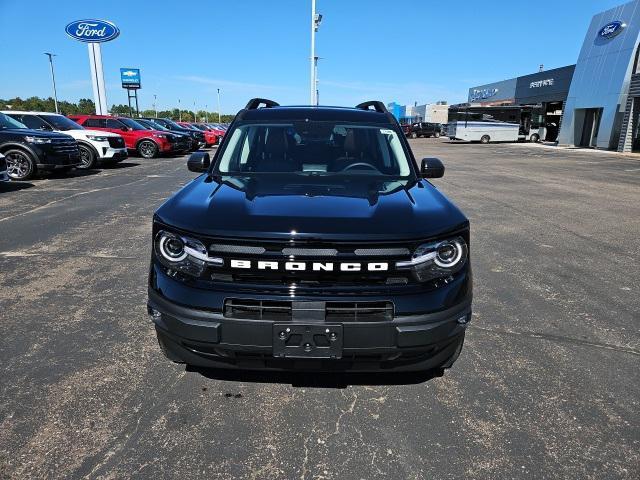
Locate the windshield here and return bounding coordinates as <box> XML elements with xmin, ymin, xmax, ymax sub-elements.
<box><xmin>40</xmin><ymin>114</ymin><xmax>84</xmax><ymax>131</ymax></box>
<box><xmin>162</xmin><ymin>119</ymin><xmax>184</xmax><ymax>129</ymax></box>
<box><xmin>0</xmin><ymin>112</ymin><xmax>27</xmax><ymax>129</ymax></box>
<box><xmin>139</xmin><ymin>119</ymin><xmax>166</xmax><ymax>130</ymax></box>
<box><xmin>216</xmin><ymin>122</ymin><xmax>413</xmax><ymax>178</ymax></box>
<box><xmin>120</xmin><ymin>118</ymin><xmax>146</xmax><ymax>130</ymax></box>
<box><xmin>193</xmin><ymin>124</ymin><xmax>208</xmax><ymax>131</ymax></box>
<box><xmin>135</xmin><ymin>119</ymin><xmax>154</xmax><ymax>130</ymax></box>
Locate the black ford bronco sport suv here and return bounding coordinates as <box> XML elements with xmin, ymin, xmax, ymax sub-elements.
<box><xmin>148</xmin><ymin>99</ymin><xmax>472</xmax><ymax>373</ymax></box>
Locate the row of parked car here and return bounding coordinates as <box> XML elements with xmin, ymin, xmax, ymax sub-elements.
<box><xmin>0</xmin><ymin>111</ymin><xmax>228</xmax><ymax>181</ymax></box>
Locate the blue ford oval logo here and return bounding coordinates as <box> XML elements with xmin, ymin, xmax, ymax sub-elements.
<box><xmin>598</xmin><ymin>21</ymin><xmax>625</xmax><ymax>39</ymax></box>
<box><xmin>65</xmin><ymin>19</ymin><xmax>120</xmax><ymax>43</ymax></box>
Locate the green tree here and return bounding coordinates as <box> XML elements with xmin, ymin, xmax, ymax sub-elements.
<box><xmin>77</xmin><ymin>98</ymin><xmax>96</xmax><ymax>114</ymax></box>
<box><xmin>110</xmin><ymin>104</ymin><xmax>132</xmax><ymax>116</ymax></box>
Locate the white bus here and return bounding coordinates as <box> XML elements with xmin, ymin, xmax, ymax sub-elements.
<box><xmin>446</xmin><ymin>105</ymin><xmax>544</xmax><ymax>144</ymax></box>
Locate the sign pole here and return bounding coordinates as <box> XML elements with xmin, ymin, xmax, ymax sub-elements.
<box><xmin>88</xmin><ymin>42</ymin><xmax>108</xmax><ymax>114</ymax></box>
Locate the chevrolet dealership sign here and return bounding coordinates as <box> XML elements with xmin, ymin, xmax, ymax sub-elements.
<box><xmin>120</xmin><ymin>68</ymin><xmax>141</xmax><ymax>89</ymax></box>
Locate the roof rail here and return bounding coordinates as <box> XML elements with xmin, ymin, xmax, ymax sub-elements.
<box><xmin>355</xmin><ymin>101</ymin><xmax>388</xmax><ymax>114</ymax></box>
<box><xmin>245</xmin><ymin>98</ymin><xmax>280</xmax><ymax>110</ymax></box>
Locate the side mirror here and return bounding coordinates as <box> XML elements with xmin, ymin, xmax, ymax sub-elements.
<box><xmin>420</xmin><ymin>158</ymin><xmax>445</xmax><ymax>179</ymax></box>
<box><xmin>120</xmin><ymin>126</ymin><xmax>128</xmax><ymax>132</ymax></box>
<box><xmin>187</xmin><ymin>151</ymin><xmax>210</xmax><ymax>173</ymax></box>
<box><xmin>40</xmin><ymin>125</ymin><xmax>53</xmax><ymax>131</ymax></box>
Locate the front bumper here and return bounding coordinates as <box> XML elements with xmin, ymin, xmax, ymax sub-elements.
<box><xmin>101</xmin><ymin>147</ymin><xmax>128</xmax><ymax>160</ymax></box>
<box><xmin>148</xmin><ymin>277</ymin><xmax>472</xmax><ymax>372</ymax></box>
<box><xmin>36</xmin><ymin>152</ymin><xmax>82</xmax><ymax>169</ymax></box>
<box><xmin>0</xmin><ymin>170</ymin><xmax>8</xmax><ymax>182</ymax></box>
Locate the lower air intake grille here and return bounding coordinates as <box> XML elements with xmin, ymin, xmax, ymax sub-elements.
<box><xmin>223</xmin><ymin>299</ymin><xmax>394</xmax><ymax>322</ymax></box>
<box><xmin>325</xmin><ymin>301</ymin><xmax>393</xmax><ymax>322</ymax></box>
<box><xmin>224</xmin><ymin>298</ymin><xmax>292</xmax><ymax>321</ymax></box>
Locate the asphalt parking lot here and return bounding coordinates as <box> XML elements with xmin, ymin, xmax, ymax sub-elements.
<box><xmin>0</xmin><ymin>140</ymin><xmax>638</xmax><ymax>479</ymax></box>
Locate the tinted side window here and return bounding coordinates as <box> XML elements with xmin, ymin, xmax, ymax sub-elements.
<box><xmin>84</xmin><ymin>118</ymin><xmax>106</xmax><ymax>128</ymax></box>
<box><xmin>106</xmin><ymin>119</ymin><xmax>123</xmax><ymax>129</ymax></box>
<box><xmin>14</xmin><ymin>114</ymin><xmax>50</xmax><ymax>130</ymax></box>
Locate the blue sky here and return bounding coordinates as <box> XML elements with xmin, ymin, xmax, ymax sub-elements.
<box><xmin>0</xmin><ymin>0</ymin><xmax>625</xmax><ymax>113</ymax></box>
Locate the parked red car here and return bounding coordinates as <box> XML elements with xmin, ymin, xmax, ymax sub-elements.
<box><xmin>68</xmin><ymin>115</ymin><xmax>182</xmax><ymax>158</ymax></box>
<box><xmin>190</xmin><ymin>123</ymin><xmax>221</xmax><ymax>147</ymax></box>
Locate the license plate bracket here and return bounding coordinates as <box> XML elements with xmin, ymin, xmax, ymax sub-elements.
<box><xmin>273</xmin><ymin>323</ymin><xmax>343</xmax><ymax>359</ymax></box>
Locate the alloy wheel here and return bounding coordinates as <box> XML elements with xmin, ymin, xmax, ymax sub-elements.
<box><xmin>78</xmin><ymin>145</ymin><xmax>94</xmax><ymax>169</ymax></box>
<box><xmin>6</xmin><ymin>151</ymin><xmax>33</xmax><ymax>180</ymax></box>
<box><xmin>139</xmin><ymin>141</ymin><xmax>157</xmax><ymax>158</ymax></box>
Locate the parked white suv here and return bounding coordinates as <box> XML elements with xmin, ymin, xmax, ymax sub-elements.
<box><xmin>1</xmin><ymin>111</ymin><xmax>127</xmax><ymax>169</ymax></box>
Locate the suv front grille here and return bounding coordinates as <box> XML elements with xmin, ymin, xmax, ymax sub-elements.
<box><xmin>223</xmin><ymin>299</ymin><xmax>394</xmax><ymax>322</ymax></box>
<box><xmin>108</xmin><ymin>136</ymin><xmax>125</xmax><ymax>148</ymax></box>
<box><xmin>198</xmin><ymin>237</ymin><xmax>418</xmax><ymax>287</ymax></box>
<box><xmin>51</xmin><ymin>138</ymin><xmax>80</xmax><ymax>155</ymax></box>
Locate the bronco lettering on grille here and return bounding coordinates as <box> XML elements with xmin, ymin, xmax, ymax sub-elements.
<box><xmin>229</xmin><ymin>259</ymin><xmax>388</xmax><ymax>272</ymax></box>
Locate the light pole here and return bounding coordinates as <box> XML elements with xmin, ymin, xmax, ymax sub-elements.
<box><xmin>44</xmin><ymin>53</ymin><xmax>59</xmax><ymax>113</ymax></box>
<box><xmin>310</xmin><ymin>1</ymin><xmax>322</xmax><ymax>105</ymax></box>
<box><xmin>153</xmin><ymin>94</ymin><xmax>158</xmax><ymax>118</ymax></box>
<box><xmin>205</xmin><ymin>105</ymin><xmax>208</xmax><ymax>123</ymax></box>
<box><xmin>193</xmin><ymin>101</ymin><xmax>197</xmax><ymax>122</ymax></box>
<box><xmin>217</xmin><ymin>88</ymin><xmax>221</xmax><ymax>123</ymax></box>
<box><xmin>178</xmin><ymin>99</ymin><xmax>181</xmax><ymax>121</ymax></box>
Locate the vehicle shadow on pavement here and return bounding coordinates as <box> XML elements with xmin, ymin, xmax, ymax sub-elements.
<box><xmin>0</xmin><ymin>181</ymin><xmax>35</xmax><ymax>192</ymax></box>
<box><xmin>188</xmin><ymin>366</ymin><xmax>444</xmax><ymax>389</ymax></box>
<box><xmin>101</xmin><ymin>162</ymin><xmax>140</xmax><ymax>169</ymax></box>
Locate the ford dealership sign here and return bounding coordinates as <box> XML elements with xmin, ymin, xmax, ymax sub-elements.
<box><xmin>598</xmin><ymin>21</ymin><xmax>626</xmax><ymax>40</ymax></box>
<box><xmin>65</xmin><ymin>19</ymin><xmax>120</xmax><ymax>43</ymax></box>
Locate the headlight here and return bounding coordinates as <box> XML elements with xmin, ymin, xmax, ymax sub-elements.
<box><xmin>153</xmin><ymin>134</ymin><xmax>167</xmax><ymax>139</ymax></box>
<box><xmin>155</xmin><ymin>230</ymin><xmax>222</xmax><ymax>277</ymax></box>
<box><xmin>396</xmin><ymin>236</ymin><xmax>468</xmax><ymax>282</ymax></box>
<box><xmin>86</xmin><ymin>135</ymin><xmax>109</xmax><ymax>142</ymax></box>
<box><xmin>25</xmin><ymin>136</ymin><xmax>52</xmax><ymax>144</ymax></box>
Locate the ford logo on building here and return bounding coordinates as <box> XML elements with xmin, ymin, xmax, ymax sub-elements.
<box><xmin>65</xmin><ymin>19</ymin><xmax>120</xmax><ymax>43</ymax></box>
<box><xmin>598</xmin><ymin>21</ymin><xmax>626</xmax><ymax>40</ymax></box>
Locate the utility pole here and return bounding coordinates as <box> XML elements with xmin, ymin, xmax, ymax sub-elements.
<box><xmin>178</xmin><ymin>99</ymin><xmax>181</xmax><ymax>121</ymax></box>
<box><xmin>310</xmin><ymin>0</ymin><xmax>316</xmax><ymax>105</ymax></box>
<box><xmin>44</xmin><ymin>53</ymin><xmax>59</xmax><ymax>113</ymax></box>
<box><xmin>310</xmin><ymin>2</ymin><xmax>323</xmax><ymax>105</ymax></box>
<box><xmin>153</xmin><ymin>94</ymin><xmax>157</xmax><ymax>118</ymax></box>
<box><xmin>314</xmin><ymin>56</ymin><xmax>320</xmax><ymax>105</ymax></box>
<box><xmin>217</xmin><ymin>88</ymin><xmax>221</xmax><ymax>123</ymax></box>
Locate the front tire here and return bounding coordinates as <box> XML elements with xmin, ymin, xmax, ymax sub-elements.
<box><xmin>434</xmin><ymin>132</ymin><xmax>440</xmax><ymax>138</ymax></box>
<box><xmin>480</xmin><ymin>135</ymin><xmax>491</xmax><ymax>144</ymax></box>
<box><xmin>77</xmin><ymin>144</ymin><xmax>97</xmax><ymax>169</ymax></box>
<box><xmin>5</xmin><ymin>149</ymin><xmax>36</xmax><ymax>180</ymax></box>
<box><xmin>138</xmin><ymin>140</ymin><xmax>159</xmax><ymax>158</ymax></box>
<box><xmin>530</xmin><ymin>134</ymin><xmax>540</xmax><ymax>143</ymax></box>
<box><xmin>410</xmin><ymin>132</ymin><xmax>417</xmax><ymax>139</ymax></box>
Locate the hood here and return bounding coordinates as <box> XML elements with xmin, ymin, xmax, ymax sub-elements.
<box><xmin>155</xmin><ymin>174</ymin><xmax>468</xmax><ymax>241</ymax></box>
<box><xmin>4</xmin><ymin>128</ymin><xmax>74</xmax><ymax>139</ymax></box>
<box><xmin>66</xmin><ymin>129</ymin><xmax>120</xmax><ymax>138</ymax></box>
